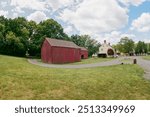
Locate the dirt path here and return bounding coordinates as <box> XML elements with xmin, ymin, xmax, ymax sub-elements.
<box><xmin>28</xmin><ymin>57</ymin><xmax>150</xmax><ymax>79</ymax></box>
<box><xmin>136</xmin><ymin>57</ymin><xmax>150</xmax><ymax>80</ymax></box>
<box><xmin>28</xmin><ymin>58</ymin><xmax>122</xmax><ymax>69</ymax></box>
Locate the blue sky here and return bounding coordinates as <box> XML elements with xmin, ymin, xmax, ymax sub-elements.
<box><xmin>0</xmin><ymin>0</ymin><xmax>150</xmax><ymax>44</ymax></box>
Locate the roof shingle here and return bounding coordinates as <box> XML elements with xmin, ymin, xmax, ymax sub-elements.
<box><xmin>46</xmin><ymin>38</ymin><xmax>80</xmax><ymax>49</ymax></box>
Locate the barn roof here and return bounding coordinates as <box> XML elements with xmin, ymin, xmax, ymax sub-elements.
<box><xmin>46</xmin><ymin>38</ymin><xmax>81</xmax><ymax>49</ymax></box>
<box><xmin>80</xmin><ymin>47</ymin><xmax>88</xmax><ymax>51</ymax></box>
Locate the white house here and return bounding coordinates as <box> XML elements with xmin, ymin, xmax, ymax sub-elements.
<box><xmin>98</xmin><ymin>40</ymin><xmax>115</xmax><ymax>58</ymax></box>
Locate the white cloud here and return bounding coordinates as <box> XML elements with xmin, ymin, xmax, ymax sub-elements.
<box><xmin>27</xmin><ymin>11</ymin><xmax>48</xmax><ymax>23</ymax></box>
<box><xmin>142</xmin><ymin>38</ymin><xmax>150</xmax><ymax>43</ymax></box>
<box><xmin>0</xmin><ymin>10</ymin><xmax>8</xmax><ymax>17</ymax></box>
<box><xmin>131</xmin><ymin>13</ymin><xmax>150</xmax><ymax>32</ymax></box>
<box><xmin>46</xmin><ymin>0</ymin><xmax>74</xmax><ymax>11</ymax></box>
<box><xmin>12</xmin><ymin>7</ymin><xmax>25</xmax><ymax>13</ymax></box>
<box><xmin>64</xmin><ymin>25</ymin><xmax>74</xmax><ymax>35</ymax></box>
<box><xmin>118</xmin><ymin>0</ymin><xmax>146</xmax><ymax>6</ymax></box>
<box><xmin>10</xmin><ymin>0</ymin><xmax>80</xmax><ymax>13</ymax></box>
<box><xmin>120</xmin><ymin>33</ymin><xmax>136</xmax><ymax>38</ymax></box>
<box><xmin>58</xmin><ymin>0</ymin><xmax>128</xmax><ymax>35</ymax></box>
<box><xmin>10</xmin><ymin>0</ymin><xmax>48</xmax><ymax>11</ymax></box>
<box><xmin>95</xmin><ymin>31</ymin><xmax>136</xmax><ymax>44</ymax></box>
<box><xmin>98</xmin><ymin>31</ymin><xmax>122</xmax><ymax>44</ymax></box>
<box><xmin>12</xmin><ymin>13</ymin><xmax>18</xmax><ymax>19</ymax></box>
<box><xmin>0</xmin><ymin>1</ymin><xmax>8</xmax><ymax>8</ymax></box>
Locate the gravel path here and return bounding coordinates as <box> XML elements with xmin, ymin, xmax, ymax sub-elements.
<box><xmin>28</xmin><ymin>58</ymin><xmax>122</xmax><ymax>69</ymax></box>
<box><xmin>118</xmin><ymin>56</ymin><xmax>150</xmax><ymax>80</ymax></box>
<box><xmin>135</xmin><ymin>57</ymin><xmax>150</xmax><ymax>80</ymax></box>
<box><xmin>28</xmin><ymin>56</ymin><xmax>150</xmax><ymax>79</ymax></box>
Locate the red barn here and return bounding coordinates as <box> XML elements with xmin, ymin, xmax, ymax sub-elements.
<box><xmin>80</xmin><ymin>47</ymin><xmax>88</xmax><ymax>59</ymax></box>
<box><xmin>41</xmin><ymin>38</ymin><xmax>86</xmax><ymax>64</ymax></box>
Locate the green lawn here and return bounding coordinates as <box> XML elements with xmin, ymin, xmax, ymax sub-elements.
<box><xmin>143</xmin><ymin>56</ymin><xmax>150</xmax><ymax>60</ymax></box>
<box><xmin>0</xmin><ymin>55</ymin><xmax>150</xmax><ymax>100</ymax></box>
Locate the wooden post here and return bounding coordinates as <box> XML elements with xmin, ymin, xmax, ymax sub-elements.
<box><xmin>133</xmin><ymin>59</ymin><xmax>137</xmax><ymax>64</ymax></box>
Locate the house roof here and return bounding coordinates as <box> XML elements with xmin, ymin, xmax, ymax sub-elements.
<box><xmin>46</xmin><ymin>38</ymin><xmax>80</xmax><ymax>49</ymax></box>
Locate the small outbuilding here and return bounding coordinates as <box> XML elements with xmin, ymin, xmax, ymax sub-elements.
<box><xmin>98</xmin><ymin>40</ymin><xmax>115</xmax><ymax>58</ymax></box>
<box><xmin>80</xmin><ymin>47</ymin><xmax>88</xmax><ymax>59</ymax></box>
<box><xmin>41</xmin><ymin>38</ymin><xmax>88</xmax><ymax>64</ymax></box>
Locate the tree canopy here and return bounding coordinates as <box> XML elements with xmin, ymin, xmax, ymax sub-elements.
<box><xmin>135</xmin><ymin>41</ymin><xmax>147</xmax><ymax>55</ymax></box>
<box><xmin>0</xmin><ymin>15</ymin><xmax>149</xmax><ymax>58</ymax></box>
<box><xmin>0</xmin><ymin>16</ymin><xmax>100</xmax><ymax>57</ymax></box>
<box><xmin>116</xmin><ymin>37</ymin><xmax>135</xmax><ymax>54</ymax></box>
<box><xmin>70</xmin><ymin>35</ymin><xmax>101</xmax><ymax>56</ymax></box>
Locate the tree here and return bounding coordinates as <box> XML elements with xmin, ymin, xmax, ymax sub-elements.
<box><xmin>0</xmin><ymin>16</ymin><xmax>6</xmax><ymax>24</ymax></box>
<box><xmin>8</xmin><ymin>17</ymin><xmax>28</xmax><ymax>36</ymax></box>
<box><xmin>144</xmin><ymin>43</ymin><xmax>148</xmax><ymax>54</ymax></box>
<box><xmin>84</xmin><ymin>35</ymin><xmax>100</xmax><ymax>56</ymax></box>
<box><xmin>34</xmin><ymin>19</ymin><xmax>69</xmax><ymax>41</ymax></box>
<box><xmin>70</xmin><ymin>35</ymin><xmax>100</xmax><ymax>56</ymax></box>
<box><xmin>117</xmin><ymin>37</ymin><xmax>135</xmax><ymax>54</ymax></box>
<box><xmin>25</xmin><ymin>21</ymin><xmax>37</xmax><ymax>56</ymax></box>
<box><xmin>148</xmin><ymin>43</ymin><xmax>150</xmax><ymax>53</ymax></box>
<box><xmin>0</xmin><ymin>16</ymin><xmax>70</xmax><ymax>57</ymax></box>
<box><xmin>0</xmin><ymin>23</ymin><xmax>6</xmax><ymax>54</ymax></box>
<box><xmin>0</xmin><ymin>31</ymin><xmax>5</xmax><ymax>54</ymax></box>
<box><xmin>4</xmin><ymin>31</ymin><xmax>25</xmax><ymax>56</ymax></box>
<box><xmin>0</xmin><ymin>23</ymin><xmax>5</xmax><ymax>41</ymax></box>
<box><xmin>31</xmin><ymin>19</ymin><xmax>69</xmax><ymax>56</ymax></box>
<box><xmin>0</xmin><ymin>23</ymin><xmax>5</xmax><ymax>32</ymax></box>
<box><xmin>7</xmin><ymin>17</ymin><xmax>30</xmax><ymax>54</ymax></box>
<box><xmin>0</xmin><ymin>16</ymin><xmax>10</xmax><ymax>39</ymax></box>
<box><xmin>135</xmin><ymin>41</ymin><xmax>148</xmax><ymax>55</ymax></box>
<box><xmin>71</xmin><ymin>34</ymin><xmax>86</xmax><ymax>47</ymax></box>
<box><xmin>27</xmin><ymin>20</ymin><xmax>37</xmax><ymax>37</ymax></box>
<box><xmin>0</xmin><ymin>16</ymin><xmax>101</xmax><ymax>57</ymax></box>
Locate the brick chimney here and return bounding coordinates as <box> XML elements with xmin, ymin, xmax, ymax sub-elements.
<box><xmin>104</xmin><ymin>40</ymin><xmax>106</xmax><ymax>44</ymax></box>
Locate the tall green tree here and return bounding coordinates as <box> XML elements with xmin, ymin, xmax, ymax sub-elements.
<box><xmin>0</xmin><ymin>22</ymin><xmax>6</xmax><ymax>54</ymax></box>
<box><xmin>27</xmin><ymin>20</ymin><xmax>37</xmax><ymax>37</ymax></box>
<box><xmin>4</xmin><ymin>31</ymin><xmax>25</xmax><ymax>56</ymax></box>
<box><xmin>70</xmin><ymin>35</ymin><xmax>100</xmax><ymax>56</ymax></box>
<box><xmin>31</xmin><ymin>19</ymin><xmax>69</xmax><ymax>56</ymax></box>
<box><xmin>0</xmin><ymin>23</ymin><xmax>5</xmax><ymax>40</ymax></box>
<box><xmin>135</xmin><ymin>41</ymin><xmax>147</xmax><ymax>55</ymax></box>
<box><xmin>148</xmin><ymin>43</ymin><xmax>150</xmax><ymax>53</ymax></box>
<box><xmin>0</xmin><ymin>31</ymin><xmax>5</xmax><ymax>54</ymax></box>
<box><xmin>26</xmin><ymin>21</ymin><xmax>37</xmax><ymax>56</ymax></box>
<box><xmin>8</xmin><ymin>17</ymin><xmax>30</xmax><ymax>52</ymax></box>
<box><xmin>83</xmin><ymin>35</ymin><xmax>100</xmax><ymax>56</ymax></box>
<box><xmin>71</xmin><ymin>34</ymin><xmax>87</xmax><ymax>47</ymax></box>
<box><xmin>0</xmin><ymin>23</ymin><xmax>5</xmax><ymax>32</ymax></box>
<box><xmin>117</xmin><ymin>37</ymin><xmax>135</xmax><ymax>54</ymax></box>
<box><xmin>0</xmin><ymin>16</ymin><xmax>100</xmax><ymax>57</ymax></box>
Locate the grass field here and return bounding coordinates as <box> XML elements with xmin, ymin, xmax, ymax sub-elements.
<box><xmin>143</xmin><ymin>56</ymin><xmax>150</xmax><ymax>60</ymax></box>
<box><xmin>0</xmin><ymin>55</ymin><xmax>150</xmax><ymax>100</ymax></box>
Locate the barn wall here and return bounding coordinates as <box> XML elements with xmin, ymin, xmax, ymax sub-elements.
<box><xmin>81</xmin><ymin>50</ymin><xmax>88</xmax><ymax>59</ymax></box>
<box><xmin>41</xmin><ymin>40</ymin><xmax>52</xmax><ymax>63</ymax></box>
<box><xmin>41</xmin><ymin>38</ymin><xmax>89</xmax><ymax>64</ymax></box>
<box><xmin>52</xmin><ymin>47</ymin><xmax>81</xmax><ymax>64</ymax></box>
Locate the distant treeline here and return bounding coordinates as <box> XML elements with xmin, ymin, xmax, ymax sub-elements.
<box><xmin>0</xmin><ymin>16</ymin><xmax>100</xmax><ymax>57</ymax></box>
<box><xmin>0</xmin><ymin>16</ymin><xmax>149</xmax><ymax>57</ymax></box>
<box><xmin>113</xmin><ymin>37</ymin><xmax>150</xmax><ymax>55</ymax></box>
